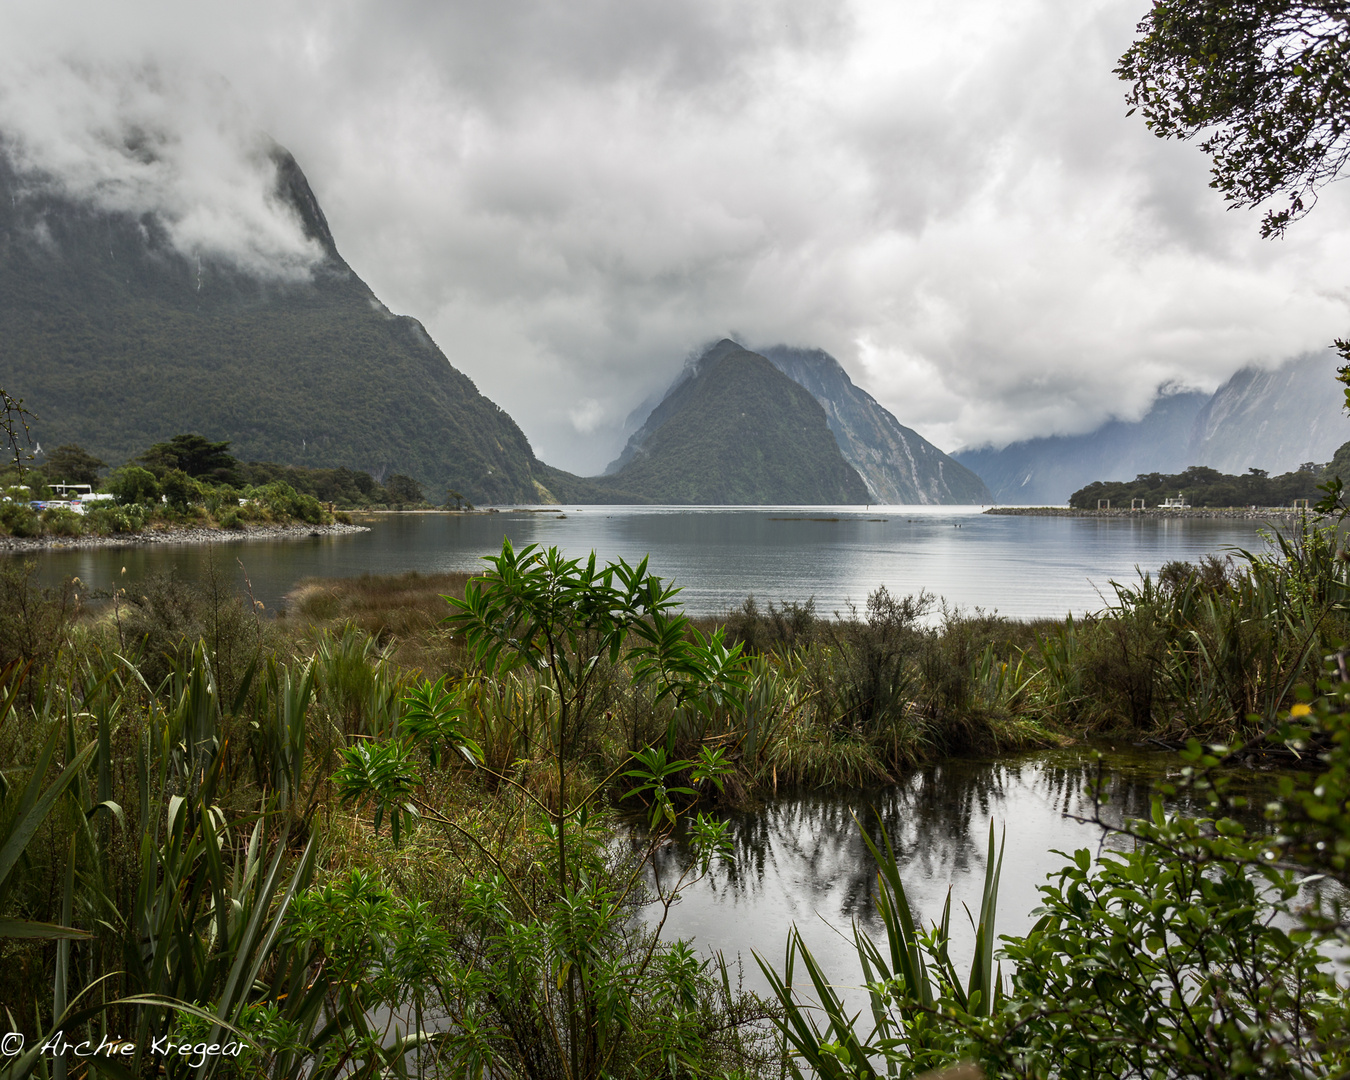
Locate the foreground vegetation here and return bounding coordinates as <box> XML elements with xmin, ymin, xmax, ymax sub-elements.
<box><xmin>2</xmin><ymin>514</ymin><xmax>1349</xmax><ymax>1077</ymax></box>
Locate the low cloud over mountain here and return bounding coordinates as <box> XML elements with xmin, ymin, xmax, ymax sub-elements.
<box><xmin>2</xmin><ymin>0</ymin><xmax>1348</xmax><ymax>472</ymax></box>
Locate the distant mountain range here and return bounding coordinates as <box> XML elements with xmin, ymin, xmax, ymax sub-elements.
<box><xmin>13</xmin><ymin>130</ymin><xmax>1329</xmax><ymax>510</ymax></box>
<box><xmin>2</xmin><ymin>137</ymin><xmax>987</xmax><ymax>508</ymax></box>
<box><xmin>954</xmin><ymin>352</ymin><xmax>1349</xmax><ymax>504</ymax></box>
<box><xmin>601</xmin><ymin>341</ymin><xmax>989</xmax><ymax>505</ymax></box>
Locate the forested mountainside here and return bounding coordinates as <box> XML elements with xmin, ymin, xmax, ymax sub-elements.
<box><xmin>0</xmin><ymin>144</ymin><xmax>559</xmax><ymax>505</ymax></box>
<box><xmin>596</xmin><ymin>340</ymin><xmax>870</xmax><ymax>504</ymax></box>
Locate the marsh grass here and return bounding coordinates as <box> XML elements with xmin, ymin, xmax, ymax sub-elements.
<box><xmin>285</xmin><ymin>570</ymin><xmax>473</xmax><ymax>671</ymax></box>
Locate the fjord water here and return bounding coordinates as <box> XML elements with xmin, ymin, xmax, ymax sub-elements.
<box><xmin>33</xmin><ymin>504</ymin><xmax>1275</xmax><ymax>618</ymax></box>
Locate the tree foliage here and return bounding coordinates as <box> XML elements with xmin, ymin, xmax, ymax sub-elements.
<box><xmin>38</xmin><ymin>443</ymin><xmax>105</xmax><ymax>486</ymax></box>
<box><xmin>139</xmin><ymin>433</ymin><xmax>240</xmax><ymax>485</ymax></box>
<box><xmin>1118</xmin><ymin>0</ymin><xmax>1350</xmax><ymax>238</ymax></box>
<box><xmin>1070</xmin><ymin>459</ymin><xmax>1329</xmax><ymax>508</ymax></box>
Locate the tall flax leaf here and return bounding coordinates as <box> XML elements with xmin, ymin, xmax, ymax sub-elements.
<box><xmin>0</xmin><ymin>724</ymin><xmax>97</xmax><ymax>925</ymax></box>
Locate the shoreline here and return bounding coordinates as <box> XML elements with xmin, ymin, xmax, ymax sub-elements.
<box><xmin>984</xmin><ymin>506</ymin><xmax>1312</xmax><ymax>520</ymax></box>
<box><xmin>0</xmin><ymin>521</ymin><xmax>370</xmax><ymax>554</ymax></box>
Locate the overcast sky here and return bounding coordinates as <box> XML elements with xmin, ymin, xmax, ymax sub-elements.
<box><xmin>3</xmin><ymin>0</ymin><xmax>1348</xmax><ymax>474</ymax></box>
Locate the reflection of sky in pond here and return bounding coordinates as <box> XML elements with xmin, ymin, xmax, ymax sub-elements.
<box><xmin>631</xmin><ymin>746</ymin><xmax>1349</xmax><ymax>1000</ymax></box>
<box><xmin>26</xmin><ymin>504</ymin><xmax>1275</xmax><ymax>619</ymax></box>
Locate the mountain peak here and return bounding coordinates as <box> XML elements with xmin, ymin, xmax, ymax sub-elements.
<box><xmin>596</xmin><ymin>341</ymin><xmax>869</xmax><ymax>504</ymax></box>
<box><xmin>0</xmin><ymin>142</ymin><xmax>555</xmax><ymax>503</ymax></box>
<box><xmin>758</xmin><ymin>344</ymin><xmax>990</xmax><ymax>504</ymax></box>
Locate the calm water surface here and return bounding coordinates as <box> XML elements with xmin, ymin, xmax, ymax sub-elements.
<box><xmin>635</xmin><ymin>746</ymin><xmax>1348</xmax><ymax>998</ymax></box>
<box><xmin>26</xmin><ymin>504</ymin><xmax>1278</xmax><ymax>619</ymax></box>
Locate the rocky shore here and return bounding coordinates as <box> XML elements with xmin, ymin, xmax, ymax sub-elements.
<box><xmin>0</xmin><ymin>521</ymin><xmax>370</xmax><ymax>554</ymax></box>
<box><xmin>984</xmin><ymin>506</ymin><xmax>1311</xmax><ymax>520</ymax></box>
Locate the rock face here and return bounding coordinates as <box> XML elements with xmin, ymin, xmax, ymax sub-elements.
<box><xmin>955</xmin><ymin>352</ymin><xmax>1350</xmax><ymax>504</ymax></box>
<box><xmin>1188</xmin><ymin>353</ymin><xmax>1347</xmax><ymax>474</ymax></box>
<box><xmin>0</xmin><ymin>144</ymin><xmax>552</xmax><ymax>505</ymax></box>
<box><xmin>954</xmin><ymin>389</ymin><xmax>1209</xmax><ymax>505</ymax></box>
<box><xmin>758</xmin><ymin>345</ymin><xmax>991</xmax><ymax>504</ymax></box>
<box><xmin>598</xmin><ymin>340</ymin><xmax>870</xmax><ymax>504</ymax></box>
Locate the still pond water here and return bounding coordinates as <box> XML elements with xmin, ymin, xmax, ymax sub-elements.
<box><xmin>29</xmin><ymin>503</ymin><xmax>1279</xmax><ymax>620</ymax></box>
<box><xmin>635</xmin><ymin>745</ymin><xmax>1349</xmax><ymax>999</ymax></box>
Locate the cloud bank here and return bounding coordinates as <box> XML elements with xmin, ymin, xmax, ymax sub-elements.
<box><xmin>0</xmin><ymin>56</ymin><xmax>324</xmax><ymax>279</ymax></box>
<box><xmin>1</xmin><ymin>0</ymin><xmax>1347</xmax><ymax>471</ymax></box>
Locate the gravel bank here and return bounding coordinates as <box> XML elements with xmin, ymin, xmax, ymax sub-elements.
<box><xmin>983</xmin><ymin>506</ymin><xmax>1311</xmax><ymax>520</ymax></box>
<box><xmin>0</xmin><ymin>521</ymin><xmax>370</xmax><ymax>554</ymax></box>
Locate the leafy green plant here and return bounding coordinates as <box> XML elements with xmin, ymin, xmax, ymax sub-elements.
<box><xmin>243</xmin><ymin>481</ymin><xmax>326</xmax><ymax>524</ymax></box>
<box><xmin>758</xmin><ymin>817</ymin><xmax>1004</xmax><ymax>1078</ymax></box>
<box><xmin>334</xmin><ymin>540</ymin><xmax>764</xmax><ymax>1079</ymax></box>
<box><xmin>83</xmin><ymin>502</ymin><xmax>148</xmax><ymax>535</ymax></box>
<box><xmin>982</xmin><ymin>806</ymin><xmax>1347</xmax><ymax>1079</ymax></box>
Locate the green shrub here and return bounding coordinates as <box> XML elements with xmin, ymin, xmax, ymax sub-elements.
<box><xmin>39</xmin><ymin>506</ymin><xmax>83</xmax><ymax>537</ymax></box>
<box><xmin>117</xmin><ymin>567</ymin><xmax>271</xmax><ymax>701</ymax></box>
<box><xmin>159</xmin><ymin>467</ymin><xmax>201</xmax><ymax>511</ymax></box>
<box><xmin>219</xmin><ymin>508</ymin><xmax>243</xmax><ymax>530</ymax></box>
<box><xmin>0</xmin><ymin>560</ymin><xmax>75</xmax><ymax>681</ymax></box>
<box><xmin>245</xmin><ymin>481</ymin><xmax>326</xmax><ymax>524</ymax></box>
<box><xmin>82</xmin><ymin>503</ymin><xmax>147</xmax><ymax>535</ymax></box>
<box><xmin>987</xmin><ymin>817</ymin><xmax>1346</xmax><ymax>1079</ymax></box>
<box><xmin>106</xmin><ymin>464</ymin><xmax>160</xmax><ymax>505</ymax></box>
<box><xmin>1077</xmin><ymin>583</ymin><xmax>1171</xmax><ymax>729</ymax></box>
<box><xmin>817</xmin><ymin>586</ymin><xmax>931</xmax><ymax>736</ymax></box>
<box><xmin>722</xmin><ymin>594</ymin><xmax>820</xmax><ymax>655</ymax></box>
<box><xmin>762</xmin><ymin>808</ymin><xmax>1349</xmax><ymax>1079</ymax></box>
<box><xmin>0</xmin><ymin>501</ymin><xmax>40</xmax><ymax>537</ymax></box>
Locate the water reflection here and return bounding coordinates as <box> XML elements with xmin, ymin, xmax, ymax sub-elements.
<box><xmin>638</xmin><ymin>746</ymin><xmax>1290</xmax><ymax>994</ymax></box>
<box><xmin>23</xmin><ymin>504</ymin><xmax>1271</xmax><ymax>619</ymax></box>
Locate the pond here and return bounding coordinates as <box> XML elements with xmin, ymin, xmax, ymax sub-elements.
<box><xmin>634</xmin><ymin>745</ymin><xmax>1348</xmax><ymax>999</ymax></box>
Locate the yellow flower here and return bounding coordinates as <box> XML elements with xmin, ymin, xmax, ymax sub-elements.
<box><xmin>1290</xmin><ymin>703</ymin><xmax>1312</xmax><ymax>718</ymax></box>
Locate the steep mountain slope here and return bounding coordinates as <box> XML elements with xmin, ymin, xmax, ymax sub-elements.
<box><xmin>758</xmin><ymin>345</ymin><xmax>990</xmax><ymax>504</ymax></box>
<box><xmin>0</xmin><ymin>144</ymin><xmax>553</xmax><ymax>504</ymax></box>
<box><xmin>1188</xmin><ymin>352</ymin><xmax>1346</xmax><ymax>473</ymax></box>
<box><xmin>598</xmin><ymin>340</ymin><xmax>870</xmax><ymax>504</ymax></box>
<box><xmin>954</xmin><ymin>390</ymin><xmax>1209</xmax><ymax>504</ymax></box>
<box><xmin>955</xmin><ymin>352</ymin><xmax>1349</xmax><ymax>505</ymax></box>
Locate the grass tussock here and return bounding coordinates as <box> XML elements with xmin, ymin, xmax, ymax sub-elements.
<box><xmin>284</xmin><ymin>570</ymin><xmax>473</xmax><ymax>670</ymax></box>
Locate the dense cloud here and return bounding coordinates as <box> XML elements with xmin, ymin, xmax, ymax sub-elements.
<box><xmin>2</xmin><ymin>0</ymin><xmax>1347</xmax><ymax>472</ymax></box>
<box><xmin>0</xmin><ymin>57</ymin><xmax>324</xmax><ymax>279</ymax></box>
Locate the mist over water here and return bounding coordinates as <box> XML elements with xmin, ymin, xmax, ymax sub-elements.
<box><xmin>27</xmin><ymin>504</ymin><xmax>1274</xmax><ymax>619</ymax></box>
